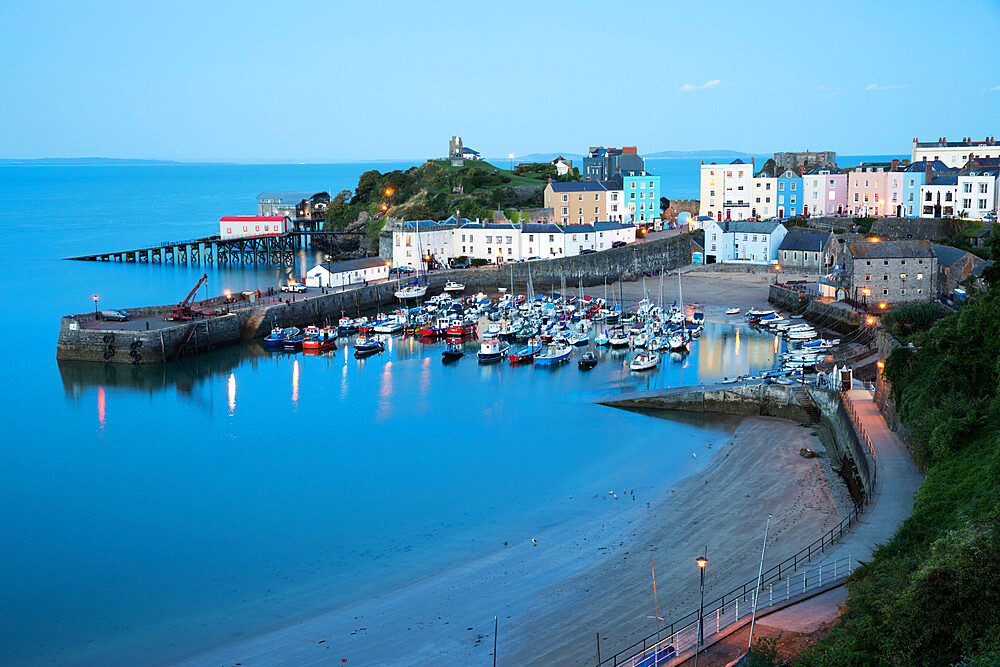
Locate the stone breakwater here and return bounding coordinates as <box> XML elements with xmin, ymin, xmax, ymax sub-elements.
<box><xmin>600</xmin><ymin>382</ymin><xmax>874</xmax><ymax>501</ymax></box>
<box><xmin>56</xmin><ymin>283</ymin><xmax>399</xmax><ymax>365</ymax></box>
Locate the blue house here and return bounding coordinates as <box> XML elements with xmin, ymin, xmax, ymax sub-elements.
<box><xmin>902</xmin><ymin>160</ymin><xmax>949</xmax><ymax>218</ymax></box>
<box><xmin>776</xmin><ymin>169</ymin><xmax>803</xmax><ymax>218</ymax></box>
<box><xmin>620</xmin><ymin>171</ymin><xmax>661</xmax><ymax>227</ymax></box>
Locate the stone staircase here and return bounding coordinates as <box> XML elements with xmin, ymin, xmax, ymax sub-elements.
<box><xmin>793</xmin><ymin>386</ymin><xmax>822</xmax><ymax>423</ymax></box>
<box><xmin>241</xmin><ymin>306</ymin><xmax>270</xmax><ymax>339</ymax></box>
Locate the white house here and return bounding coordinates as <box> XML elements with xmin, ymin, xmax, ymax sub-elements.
<box><xmin>595</xmin><ymin>221</ymin><xmax>637</xmax><ymax>250</ymax></box>
<box><xmin>305</xmin><ymin>257</ymin><xmax>389</xmax><ymax>288</ymax></box>
<box><xmin>722</xmin><ymin>159</ymin><xmax>753</xmax><ymax>221</ymax></box>
<box><xmin>920</xmin><ymin>176</ymin><xmax>959</xmax><ymax>218</ymax></box>
<box><xmin>551</xmin><ymin>156</ymin><xmax>573</xmax><ymax>176</ymax></box>
<box><xmin>912</xmin><ymin>136</ymin><xmax>1000</xmax><ymax>169</ymax></box>
<box><xmin>219</xmin><ymin>215</ymin><xmax>289</xmax><ymax>240</ymax></box>
<box><xmin>957</xmin><ymin>168</ymin><xmax>999</xmax><ymax>220</ymax></box>
<box><xmin>455</xmin><ymin>222</ymin><xmax>521</xmax><ymax>263</ymax></box>
<box><xmin>703</xmin><ymin>220</ymin><xmax>787</xmax><ymax>265</ymax></box>
<box><xmin>392</xmin><ymin>218</ymin><xmax>465</xmax><ymax>270</ymax></box>
<box><xmin>751</xmin><ymin>174</ymin><xmax>777</xmax><ymax>220</ymax></box>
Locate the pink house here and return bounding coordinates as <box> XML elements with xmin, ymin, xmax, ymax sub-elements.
<box><xmin>847</xmin><ymin>159</ymin><xmax>911</xmax><ymax>217</ymax></box>
<box><xmin>803</xmin><ymin>166</ymin><xmax>847</xmax><ymax>216</ymax></box>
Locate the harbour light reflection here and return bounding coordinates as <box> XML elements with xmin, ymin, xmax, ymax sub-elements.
<box><xmin>376</xmin><ymin>361</ymin><xmax>394</xmax><ymax>421</ymax></box>
<box><xmin>735</xmin><ymin>327</ymin><xmax>741</xmax><ymax>356</ymax></box>
<box><xmin>291</xmin><ymin>359</ymin><xmax>300</xmax><ymax>406</ymax></box>
<box><xmin>97</xmin><ymin>385</ymin><xmax>105</xmax><ymax>429</ymax></box>
<box><xmin>227</xmin><ymin>373</ymin><xmax>236</xmax><ymax>416</ymax></box>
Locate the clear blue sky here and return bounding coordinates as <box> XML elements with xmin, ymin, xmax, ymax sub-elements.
<box><xmin>2</xmin><ymin>0</ymin><xmax>998</xmax><ymax>161</ymax></box>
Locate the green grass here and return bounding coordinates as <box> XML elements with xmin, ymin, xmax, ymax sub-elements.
<box><xmin>428</xmin><ymin>159</ymin><xmax>547</xmax><ymax>187</ymax></box>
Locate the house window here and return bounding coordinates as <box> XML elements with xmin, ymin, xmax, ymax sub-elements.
<box><xmin>866</xmin><ymin>274</ymin><xmax>871</xmax><ymax>281</ymax></box>
<box><xmin>883</xmin><ymin>289</ymin><xmax>888</xmax><ymax>295</ymax></box>
<box><xmin>487</xmin><ymin>247</ymin><xmax>491</xmax><ymax>254</ymax></box>
<box><xmin>917</xmin><ymin>272</ymin><xmax>923</xmax><ymax>280</ymax></box>
<box><xmin>549</xmin><ymin>235</ymin><xmax>554</xmax><ymax>242</ymax></box>
<box><xmin>561</xmin><ymin>207</ymin><xmax>568</xmax><ymax>215</ymax></box>
<box><xmin>900</xmin><ymin>273</ymin><xmax>907</xmax><ymax>279</ymax></box>
<box><xmin>561</xmin><ymin>194</ymin><xmax>568</xmax><ymax>202</ymax></box>
<box><xmin>528</xmin><ymin>234</ymin><xmax>533</xmax><ymax>241</ymax></box>
<box><xmin>779</xmin><ymin>182</ymin><xmax>785</xmax><ymax>191</ymax></box>
<box><xmin>506</xmin><ymin>236</ymin><xmax>512</xmax><ymax>243</ymax></box>
<box><xmin>485</xmin><ymin>236</ymin><xmax>492</xmax><ymax>243</ymax></box>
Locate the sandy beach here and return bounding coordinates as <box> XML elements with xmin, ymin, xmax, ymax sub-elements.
<box><xmin>181</xmin><ymin>414</ymin><xmax>851</xmax><ymax>666</ymax></box>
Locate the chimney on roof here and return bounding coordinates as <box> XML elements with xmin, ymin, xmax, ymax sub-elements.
<box><xmin>891</xmin><ymin>158</ymin><xmax>899</xmax><ymax>171</ymax></box>
<box><xmin>925</xmin><ymin>159</ymin><xmax>932</xmax><ymax>181</ymax></box>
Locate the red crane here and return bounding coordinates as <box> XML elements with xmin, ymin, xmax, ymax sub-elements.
<box><xmin>164</xmin><ymin>273</ymin><xmax>210</xmax><ymax>321</ymax></box>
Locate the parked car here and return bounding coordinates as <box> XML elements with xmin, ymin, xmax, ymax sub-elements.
<box><xmin>611</xmin><ymin>241</ymin><xmax>627</xmax><ymax>248</ymax></box>
<box><xmin>389</xmin><ymin>266</ymin><xmax>415</xmax><ymax>275</ymax></box>
<box><xmin>99</xmin><ymin>309</ymin><xmax>130</xmax><ymax>322</ymax></box>
<box><xmin>526</xmin><ymin>256</ymin><xmax>541</xmax><ymax>261</ymax></box>
<box><xmin>280</xmin><ymin>282</ymin><xmax>307</xmax><ymax>293</ymax></box>
<box><xmin>580</xmin><ymin>249</ymin><xmax>597</xmax><ymax>255</ymax></box>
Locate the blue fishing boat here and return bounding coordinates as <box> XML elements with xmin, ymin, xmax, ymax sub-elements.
<box><xmin>353</xmin><ymin>334</ymin><xmax>385</xmax><ymax>357</ymax></box>
<box><xmin>534</xmin><ymin>342</ymin><xmax>572</xmax><ymax>367</ymax></box>
<box><xmin>509</xmin><ymin>338</ymin><xmax>542</xmax><ymax>364</ymax></box>
<box><xmin>264</xmin><ymin>326</ymin><xmax>299</xmax><ymax>346</ymax></box>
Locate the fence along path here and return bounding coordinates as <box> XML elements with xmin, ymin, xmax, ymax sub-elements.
<box><xmin>602</xmin><ymin>387</ymin><xmax>921</xmax><ymax>667</ymax></box>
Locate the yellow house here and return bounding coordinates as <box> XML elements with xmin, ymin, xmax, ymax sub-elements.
<box><xmin>543</xmin><ymin>181</ymin><xmax>617</xmax><ymax>224</ymax></box>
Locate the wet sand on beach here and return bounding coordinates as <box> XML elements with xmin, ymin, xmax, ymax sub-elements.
<box><xmin>181</xmin><ymin>415</ymin><xmax>851</xmax><ymax>666</ymax></box>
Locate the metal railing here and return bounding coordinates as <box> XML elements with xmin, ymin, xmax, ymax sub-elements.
<box><xmin>598</xmin><ymin>390</ymin><xmax>882</xmax><ymax>666</ymax></box>
<box><xmin>599</xmin><ymin>501</ymin><xmax>869</xmax><ymax>666</ymax></box>
<box><xmin>611</xmin><ymin>556</ymin><xmax>855</xmax><ymax>667</ymax></box>
<box><xmin>840</xmin><ymin>390</ymin><xmax>879</xmax><ymax>492</ymax></box>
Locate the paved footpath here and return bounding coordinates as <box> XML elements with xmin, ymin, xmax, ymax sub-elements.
<box><xmin>676</xmin><ymin>387</ymin><xmax>923</xmax><ymax>666</ymax></box>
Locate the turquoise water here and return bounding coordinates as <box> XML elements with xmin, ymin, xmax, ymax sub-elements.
<box><xmin>0</xmin><ymin>161</ymin><xmax>816</xmax><ymax>665</ymax></box>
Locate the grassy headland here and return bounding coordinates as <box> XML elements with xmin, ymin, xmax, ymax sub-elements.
<box><xmin>789</xmin><ymin>242</ymin><xmax>1000</xmax><ymax>666</ymax></box>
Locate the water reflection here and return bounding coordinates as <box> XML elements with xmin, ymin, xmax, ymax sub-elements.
<box><xmin>227</xmin><ymin>373</ymin><xmax>236</xmax><ymax>416</ymax></box>
<box><xmin>97</xmin><ymin>385</ymin><xmax>106</xmax><ymax>429</ymax></box>
<box><xmin>291</xmin><ymin>359</ymin><xmax>300</xmax><ymax>407</ymax></box>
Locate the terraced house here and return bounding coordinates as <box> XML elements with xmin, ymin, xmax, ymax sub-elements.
<box><xmin>543</xmin><ymin>180</ymin><xmax>620</xmax><ymax>224</ymax></box>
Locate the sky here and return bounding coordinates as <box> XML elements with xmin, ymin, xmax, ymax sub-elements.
<box><xmin>2</xmin><ymin>0</ymin><xmax>999</xmax><ymax>162</ymax></box>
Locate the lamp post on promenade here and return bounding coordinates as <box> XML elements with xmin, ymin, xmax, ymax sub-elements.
<box><xmin>93</xmin><ymin>294</ymin><xmax>98</xmax><ymax>318</ymax></box>
<box><xmin>696</xmin><ymin>554</ymin><xmax>708</xmax><ymax>652</ymax></box>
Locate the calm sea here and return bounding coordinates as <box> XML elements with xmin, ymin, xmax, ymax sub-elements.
<box><xmin>0</xmin><ymin>158</ymin><xmax>871</xmax><ymax>665</ymax></box>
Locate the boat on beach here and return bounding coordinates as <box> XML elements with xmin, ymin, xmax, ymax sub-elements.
<box><xmin>725</xmin><ymin>307</ymin><xmax>741</xmax><ymax>315</ymax></box>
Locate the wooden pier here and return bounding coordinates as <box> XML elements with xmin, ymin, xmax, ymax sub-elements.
<box><xmin>66</xmin><ymin>231</ymin><xmax>363</xmax><ymax>266</ymax></box>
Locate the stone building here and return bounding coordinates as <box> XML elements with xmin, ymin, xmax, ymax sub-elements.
<box><xmin>257</xmin><ymin>191</ymin><xmax>329</xmax><ymax>228</ymax></box>
<box><xmin>777</xmin><ymin>232</ymin><xmax>840</xmax><ymax>273</ymax></box>
<box><xmin>933</xmin><ymin>244</ymin><xmax>984</xmax><ymax>296</ymax></box>
<box><xmin>841</xmin><ymin>240</ymin><xmax>937</xmax><ymax>306</ymax></box>
<box><xmin>774</xmin><ymin>151</ymin><xmax>836</xmax><ymax>172</ymax></box>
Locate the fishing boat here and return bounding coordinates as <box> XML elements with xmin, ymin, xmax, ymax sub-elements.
<box><xmin>446</xmin><ymin>319</ymin><xmax>477</xmax><ymax>337</ymax></box>
<box><xmin>282</xmin><ymin>330</ymin><xmax>309</xmax><ymax>350</ymax></box>
<box><xmin>373</xmin><ymin>314</ymin><xmax>405</xmax><ymax>333</ymax></box>
<box><xmin>443</xmin><ymin>281</ymin><xmax>465</xmax><ymax>293</ymax></box>
<box><xmin>302</xmin><ymin>326</ymin><xmax>337</xmax><ymax>351</ymax></box>
<box><xmin>442</xmin><ymin>341</ymin><xmax>464</xmax><ymax>362</ymax></box>
<box><xmin>725</xmin><ymin>307</ymin><xmax>741</xmax><ymax>315</ymax></box>
<box><xmin>264</xmin><ymin>326</ymin><xmax>299</xmax><ymax>346</ymax></box>
<box><xmin>509</xmin><ymin>338</ymin><xmax>542</xmax><ymax>364</ymax></box>
<box><xmin>353</xmin><ymin>334</ymin><xmax>385</xmax><ymax>357</ymax></box>
<box><xmin>534</xmin><ymin>342</ymin><xmax>572</xmax><ymax>367</ymax></box>
<box><xmin>337</xmin><ymin>317</ymin><xmax>360</xmax><ymax>335</ymax></box>
<box><xmin>567</xmin><ymin>330</ymin><xmax>590</xmax><ymax>347</ymax></box>
<box><xmin>578</xmin><ymin>351</ymin><xmax>598</xmax><ymax>370</ymax></box>
<box><xmin>478</xmin><ymin>338</ymin><xmax>509</xmax><ymax>363</ymax></box>
<box><xmin>629</xmin><ymin>351</ymin><xmax>661</xmax><ymax>371</ymax></box>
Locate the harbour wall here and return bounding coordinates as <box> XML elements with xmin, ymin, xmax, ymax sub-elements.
<box><xmin>56</xmin><ymin>282</ymin><xmax>401</xmax><ymax>365</ymax></box>
<box><xmin>768</xmin><ymin>285</ymin><xmax>861</xmax><ymax>333</ymax></box>
<box><xmin>427</xmin><ymin>234</ymin><xmax>697</xmax><ymax>292</ymax></box>
<box><xmin>598</xmin><ymin>383</ymin><xmax>814</xmax><ymax>423</ymax></box>
<box><xmin>600</xmin><ymin>383</ymin><xmax>875</xmax><ymax>497</ymax></box>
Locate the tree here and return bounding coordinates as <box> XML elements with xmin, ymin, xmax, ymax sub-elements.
<box><xmin>352</xmin><ymin>170</ymin><xmax>382</xmax><ymax>204</ymax></box>
<box><xmin>324</xmin><ymin>190</ymin><xmax>353</xmax><ymax>230</ymax></box>
<box><xmin>660</xmin><ymin>197</ymin><xmax>670</xmax><ymax>213</ymax></box>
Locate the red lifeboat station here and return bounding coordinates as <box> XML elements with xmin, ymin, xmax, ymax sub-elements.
<box><xmin>219</xmin><ymin>216</ymin><xmax>290</xmax><ymax>240</ymax></box>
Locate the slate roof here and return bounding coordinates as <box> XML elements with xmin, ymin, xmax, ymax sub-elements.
<box><xmin>593</xmin><ymin>221</ymin><xmax>635</xmax><ymax>231</ymax></box>
<box><xmin>522</xmin><ymin>223</ymin><xmax>562</xmax><ymax>233</ymax></box>
<box><xmin>904</xmin><ymin>160</ymin><xmax>949</xmax><ymax>173</ymax></box>
<box><xmin>847</xmin><ymin>240</ymin><xmax>934</xmax><ymax>259</ymax></box>
<box><xmin>549</xmin><ymin>181</ymin><xmax>609</xmax><ymax>192</ymax></box>
<box><xmin>804</xmin><ymin>165</ymin><xmax>840</xmax><ymax>175</ymax></box>
<box><xmin>459</xmin><ymin>222</ymin><xmax>518</xmax><ymax>230</ymax></box>
<box><xmin>778</xmin><ymin>232</ymin><xmax>832</xmax><ymax>251</ymax></box>
<box><xmin>563</xmin><ymin>224</ymin><xmax>595</xmax><ymax>233</ymax></box>
<box><xmin>932</xmin><ymin>244</ymin><xmax>971</xmax><ymax>267</ymax></box>
<box><xmin>928</xmin><ymin>176</ymin><xmax>959</xmax><ymax>186</ymax></box>
<box><xmin>970</xmin><ymin>260</ymin><xmax>994</xmax><ymax>277</ymax></box>
<box><xmin>711</xmin><ymin>220</ymin><xmax>784</xmax><ymax>234</ymax></box>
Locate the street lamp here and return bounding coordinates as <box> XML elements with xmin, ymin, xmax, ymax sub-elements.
<box><xmin>696</xmin><ymin>555</ymin><xmax>708</xmax><ymax>649</ymax></box>
<box><xmin>384</xmin><ymin>187</ymin><xmax>394</xmax><ymax>198</ymax></box>
<box><xmin>93</xmin><ymin>294</ymin><xmax>99</xmax><ymax>318</ymax></box>
<box><xmin>508</xmin><ymin>153</ymin><xmax>514</xmax><ymax>171</ymax></box>
<box><xmin>878</xmin><ymin>302</ymin><xmax>887</xmax><ymax>310</ymax></box>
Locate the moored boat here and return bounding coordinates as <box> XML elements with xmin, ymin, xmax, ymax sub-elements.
<box><xmin>265</xmin><ymin>326</ymin><xmax>299</xmax><ymax>346</ymax></box>
<box><xmin>443</xmin><ymin>281</ymin><xmax>465</xmax><ymax>292</ymax></box>
<box><xmin>509</xmin><ymin>338</ymin><xmax>542</xmax><ymax>364</ymax></box>
<box><xmin>353</xmin><ymin>334</ymin><xmax>386</xmax><ymax>356</ymax></box>
<box><xmin>478</xmin><ymin>338</ymin><xmax>509</xmax><ymax>363</ymax></box>
<box><xmin>577</xmin><ymin>351</ymin><xmax>598</xmax><ymax>370</ymax></box>
<box><xmin>629</xmin><ymin>351</ymin><xmax>660</xmax><ymax>371</ymax></box>
<box><xmin>534</xmin><ymin>342</ymin><xmax>572</xmax><ymax>367</ymax></box>
<box><xmin>302</xmin><ymin>326</ymin><xmax>337</xmax><ymax>351</ymax></box>
<box><xmin>442</xmin><ymin>341</ymin><xmax>464</xmax><ymax>362</ymax></box>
